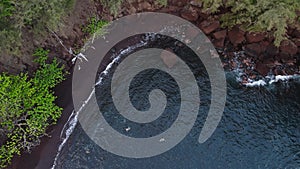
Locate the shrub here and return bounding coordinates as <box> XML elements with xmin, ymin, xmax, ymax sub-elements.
<box><xmin>98</xmin><ymin>0</ymin><xmax>168</xmax><ymax>17</ymax></box>
<box><xmin>0</xmin><ymin>0</ymin><xmax>14</xmax><ymax>18</ymax></box>
<box><xmin>82</xmin><ymin>17</ymin><xmax>109</xmax><ymax>36</ymax></box>
<box><xmin>0</xmin><ymin>48</ymin><xmax>65</xmax><ymax>168</ymax></box>
<box><xmin>0</xmin><ymin>0</ymin><xmax>76</xmax><ymax>54</ymax></box>
<box><xmin>156</xmin><ymin>0</ymin><xmax>168</xmax><ymax>6</ymax></box>
<box><xmin>201</xmin><ymin>0</ymin><xmax>300</xmax><ymax>46</ymax></box>
<box><xmin>100</xmin><ymin>0</ymin><xmax>123</xmax><ymax>17</ymax></box>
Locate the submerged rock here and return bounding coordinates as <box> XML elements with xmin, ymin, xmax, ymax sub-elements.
<box><xmin>160</xmin><ymin>48</ymin><xmax>178</xmax><ymax>68</ymax></box>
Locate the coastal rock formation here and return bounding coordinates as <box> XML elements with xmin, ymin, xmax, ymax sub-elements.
<box><xmin>198</xmin><ymin>20</ymin><xmax>220</xmax><ymax>34</ymax></box>
<box><xmin>280</xmin><ymin>40</ymin><xmax>298</xmax><ymax>55</ymax></box>
<box><xmin>228</xmin><ymin>27</ymin><xmax>246</xmax><ymax>46</ymax></box>
<box><xmin>180</xmin><ymin>6</ymin><xmax>199</xmax><ymax>21</ymax></box>
<box><xmin>0</xmin><ymin>0</ymin><xmax>299</xmax><ymax>79</ymax></box>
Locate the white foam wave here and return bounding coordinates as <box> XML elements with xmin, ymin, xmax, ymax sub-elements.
<box><xmin>244</xmin><ymin>75</ymin><xmax>300</xmax><ymax>87</ymax></box>
<box><xmin>269</xmin><ymin>75</ymin><xmax>295</xmax><ymax>84</ymax></box>
<box><xmin>51</xmin><ymin>35</ymin><xmax>151</xmax><ymax>169</ymax></box>
<box><xmin>51</xmin><ymin>110</ymin><xmax>78</xmax><ymax>169</ymax></box>
<box><xmin>95</xmin><ymin>40</ymin><xmax>148</xmax><ymax>86</ymax></box>
<box><xmin>245</xmin><ymin>80</ymin><xmax>267</xmax><ymax>87</ymax></box>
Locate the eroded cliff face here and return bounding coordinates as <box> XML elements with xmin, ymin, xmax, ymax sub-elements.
<box><xmin>0</xmin><ymin>0</ymin><xmax>97</xmax><ymax>75</ymax></box>
<box><xmin>1</xmin><ymin>0</ymin><xmax>299</xmax><ymax>77</ymax></box>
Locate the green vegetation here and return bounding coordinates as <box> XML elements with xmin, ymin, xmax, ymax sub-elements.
<box><xmin>97</xmin><ymin>0</ymin><xmax>299</xmax><ymax>46</ymax></box>
<box><xmin>99</xmin><ymin>0</ymin><xmax>168</xmax><ymax>16</ymax></box>
<box><xmin>0</xmin><ymin>0</ymin><xmax>14</xmax><ymax>18</ymax></box>
<box><xmin>79</xmin><ymin>16</ymin><xmax>110</xmax><ymax>54</ymax></box>
<box><xmin>201</xmin><ymin>0</ymin><xmax>300</xmax><ymax>46</ymax></box>
<box><xmin>0</xmin><ymin>0</ymin><xmax>76</xmax><ymax>54</ymax></box>
<box><xmin>0</xmin><ymin>48</ymin><xmax>65</xmax><ymax>168</ymax></box>
<box><xmin>82</xmin><ymin>17</ymin><xmax>109</xmax><ymax>36</ymax></box>
<box><xmin>99</xmin><ymin>0</ymin><xmax>123</xmax><ymax>17</ymax></box>
<box><xmin>156</xmin><ymin>0</ymin><xmax>168</xmax><ymax>6</ymax></box>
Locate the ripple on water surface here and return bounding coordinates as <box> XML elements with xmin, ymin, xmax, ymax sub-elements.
<box><xmin>56</xmin><ymin>36</ymin><xmax>300</xmax><ymax>169</ymax></box>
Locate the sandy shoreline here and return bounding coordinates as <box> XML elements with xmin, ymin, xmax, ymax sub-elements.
<box><xmin>7</xmin><ymin>70</ymin><xmax>74</xmax><ymax>169</ymax></box>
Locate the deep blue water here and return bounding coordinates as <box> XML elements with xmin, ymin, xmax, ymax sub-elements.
<box><xmin>57</xmin><ymin>74</ymin><xmax>300</xmax><ymax>169</ymax></box>
<box><xmin>56</xmin><ymin>36</ymin><xmax>300</xmax><ymax>169</ymax></box>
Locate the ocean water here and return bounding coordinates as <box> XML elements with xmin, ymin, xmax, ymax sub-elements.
<box><xmin>55</xmin><ymin>35</ymin><xmax>300</xmax><ymax>169</ymax></box>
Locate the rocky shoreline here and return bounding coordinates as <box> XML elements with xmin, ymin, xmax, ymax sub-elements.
<box><xmin>1</xmin><ymin>0</ymin><xmax>299</xmax><ymax>79</ymax></box>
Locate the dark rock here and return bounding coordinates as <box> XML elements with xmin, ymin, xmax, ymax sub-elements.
<box><xmin>285</xmin><ymin>59</ymin><xmax>296</xmax><ymax>66</ymax></box>
<box><xmin>287</xmin><ymin>27</ymin><xmax>295</xmax><ymax>36</ymax></box>
<box><xmin>246</xmin><ymin>32</ymin><xmax>265</xmax><ymax>43</ymax></box>
<box><xmin>293</xmin><ymin>38</ymin><xmax>300</xmax><ymax>47</ymax></box>
<box><xmin>266</xmin><ymin>36</ymin><xmax>275</xmax><ymax>44</ymax></box>
<box><xmin>198</xmin><ymin>12</ymin><xmax>209</xmax><ymax>22</ymax></box>
<box><xmin>255</xmin><ymin>62</ymin><xmax>269</xmax><ymax>76</ymax></box>
<box><xmin>259</xmin><ymin>41</ymin><xmax>269</xmax><ymax>51</ymax></box>
<box><xmin>159</xmin><ymin>6</ymin><xmax>179</xmax><ymax>13</ymax></box>
<box><xmin>213</xmin><ymin>38</ymin><xmax>225</xmax><ymax>48</ymax></box>
<box><xmin>171</xmin><ymin>0</ymin><xmax>189</xmax><ymax>7</ymax></box>
<box><xmin>265</xmin><ymin>44</ymin><xmax>279</xmax><ymax>56</ymax></box>
<box><xmin>278</xmin><ymin>52</ymin><xmax>293</xmax><ymax>62</ymax></box>
<box><xmin>292</xmin><ymin>29</ymin><xmax>300</xmax><ymax>38</ymax></box>
<box><xmin>280</xmin><ymin>40</ymin><xmax>298</xmax><ymax>55</ymax></box>
<box><xmin>198</xmin><ymin>20</ymin><xmax>220</xmax><ymax>34</ymax></box>
<box><xmin>296</xmin><ymin>10</ymin><xmax>300</xmax><ymax>16</ymax></box>
<box><xmin>245</xmin><ymin>43</ymin><xmax>262</xmax><ymax>57</ymax></box>
<box><xmin>180</xmin><ymin>7</ymin><xmax>199</xmax><ymax>22</ymax></box>
<box><xmin>126</xmin><ymin>0</ymin><xmax>136</xmax><ymax>3</ymax></box>
<box><xmin>273</xmin><ymin>68</ymin><xmax>283</xmax><ymax>75</ymax></box>
<box><xmin>263</xmin><ymin>58</ymin><xmax>276</xmax><ymax>67</ymax></box>
<box><xmin>228</xmin><ymin>27</ymin><xmax>245</xmax><ymax>45</ymax></box>
<box><xmin>213</xmin><ymin>30</ymin><xmax>227</xmax><ymax>39</ymax></box>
